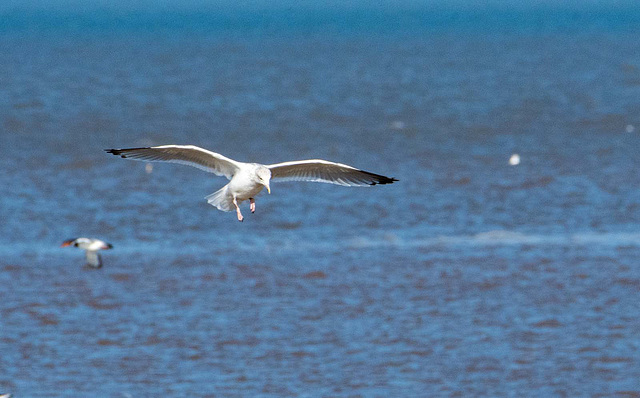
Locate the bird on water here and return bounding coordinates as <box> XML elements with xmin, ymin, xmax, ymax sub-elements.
<box><xmin>106</xmin><ymin>145</ymin><xmax>397</xmax><ymax>222</ymax></box>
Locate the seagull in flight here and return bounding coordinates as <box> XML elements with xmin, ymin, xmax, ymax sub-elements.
<box><xmin>105</xmin><ymin>145</ymin><xmax>397</xmax><ymax>222</ymax></box>
<box><xmin>61</xmin><ymin>238</ymin><xmax>113</xmax><ymax>268</ymax></box>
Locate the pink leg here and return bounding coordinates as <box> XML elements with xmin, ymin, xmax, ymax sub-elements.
<box><xmin>250</xmin><ymin>198</ymin><xmax>256</xmax><ymax>213</ymax></box>
<box><xmin>233</xmin><ymin>197</ymin><xmax>243</xmax><ymax>222</ymax></box>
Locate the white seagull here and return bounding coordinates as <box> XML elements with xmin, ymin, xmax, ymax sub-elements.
<box><xmin>61</xmin><ymin>238</ymin><xmax>113</xmax><ymax>268</ymax></box>
<box><xmin>106</xmin><ymin>145</ymin><xmax>397</xmax><ymax>222</ymax></box>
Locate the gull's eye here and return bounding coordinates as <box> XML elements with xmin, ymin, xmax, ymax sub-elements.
<box><xmin>74</xmin><ymin>243</ymin><xmax>79</xmax><ymax>247</ymax></box>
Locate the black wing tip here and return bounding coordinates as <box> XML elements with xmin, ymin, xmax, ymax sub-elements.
<box><xmin>104</xmin><ymin>148</ymin><xmax>123</xmax><ymax>156</ymax></box>
<box><xmin>361</xmin><ymin>170</ymin><xmax>398</xmax><ymax>186</ymax></box>
<box><xmin>369</xmin><ymin>177</ymin><xmax>398</xmax><ymax>186</ymax></box>
<box><xmin>104</xmin><ymin>147</ymin><xmax>150</xmax><ymax>158</ymax></box>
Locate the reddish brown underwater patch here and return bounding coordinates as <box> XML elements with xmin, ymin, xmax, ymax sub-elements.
<box><xmin>291</xmin><ymin>351</ymin><xmax>315</xmax><ymax>358</ymax></box>
<box><xmin>96</xmin><ymin>339</ymin><xmax>120</xmax><ymax>346</ymax></box>
<box><xmin>532</xmin><ymin>319</ymin><xmax>562</xmax><ymax>328</ymax></box>
<box><xmin>86</xmin><ymin>299</ymin><xmax>122</xmax><ymax>310</ymax></box>
<box><xmin>591</xmin><ymin>356</ymin><xmax>633</xmax><ymax>364</ymax></box>
<box><xmin>303</xmin><ymin>271</ymin><xmax>327</xmax><ymax>279</ymax></box>
<box><xmin>614</xmin><ymin>391</ymin><xmax>640</xmax><ymax>398</ymax></box>
<box><xmin>110</xmin><ymin>273</ymin><xmax>132</xmax><ymax>282</ymax></box>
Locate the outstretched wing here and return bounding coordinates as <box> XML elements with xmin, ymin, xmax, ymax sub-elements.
<box><xmin>85</xmin><ymin>251</ymin><xmax>102</xmax><ymax>268</ymax></box>
<box><xmin>267</xmin><ymin>159</ymin><xmax>397</xmax><ymax>187</ymax></box>
<box><xmin>105</xmin><ymin>145</ymin><xmax>242</xmax><ymax>180</ymax></box>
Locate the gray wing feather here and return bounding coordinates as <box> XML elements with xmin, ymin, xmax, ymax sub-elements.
<box><xmin>105</xmin><ymin>145</ymin><xmax>242</xmax><ymax>180</ymax></box>
<box><xmin>267</xmin><ymin>159</ymin><xmax>397</xmax><ymax>187</ymax></box>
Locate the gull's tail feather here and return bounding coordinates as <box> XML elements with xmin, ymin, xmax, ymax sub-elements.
<box><xmin>205</xmin><ymin>186</ymin><xmax>234</xmax><ymax>212</ymax></box>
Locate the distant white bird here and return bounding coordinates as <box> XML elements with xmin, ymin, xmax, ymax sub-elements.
<box><xmin>61</xmin><ymin>238</ymin><xmax>113</xmax><ymax>268</ymax></box>
<box><xmin>509</xmin><ymin>153</ymin><xmax>521</xmax><ymax>166</ymax></box>
<box><xmin>106</xmin><ymin>145</ymin><xmax>397</xmax><ymax>222</ymax></box>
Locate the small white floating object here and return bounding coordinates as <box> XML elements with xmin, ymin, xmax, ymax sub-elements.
<box><xmin>626</xmin><ymin>124</ymin><xmax>635</xmax><ymax>133</ymax></box>
<box><xmin>391</xmin><ymin>121</ymin><xmax>405</xmax><ymax>130</ymax></box>
<box><xmin>509</xmin><ymin>153</ymin><xmax>521</xmax><ymax>166</ymax></box>
<box><xmin>145</xmin><ymin>163</ymin><xmax>153</xmax><ymax>173</ymax></box>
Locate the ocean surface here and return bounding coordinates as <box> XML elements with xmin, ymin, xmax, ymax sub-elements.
<box><xmin>1</xmin><ymin>7</ymin><xmax>640</xmax><ymax>397</ymax></box>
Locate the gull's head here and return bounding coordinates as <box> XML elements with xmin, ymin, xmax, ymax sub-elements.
<box><xmin>61</xmin><ymin>238</ymin><xmax>76</xmax><ymax>248</ymax></box>
<box><xmin>256</xmin><ymin>166</ymin><xmax>271</xmax><ymax>194</ymax></box>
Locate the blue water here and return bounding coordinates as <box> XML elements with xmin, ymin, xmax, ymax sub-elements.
<box><xmin>1</xmin><ymin>8</ymin><xmax>640</xmax><ymax>397</ymax></box>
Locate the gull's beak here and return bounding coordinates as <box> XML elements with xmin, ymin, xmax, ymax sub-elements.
<box><xmin>61</xmin><ymin>241</ymin><xmax>72</xmax><ymax>247</ymax></box>
<box><xmin>263</xmin><ymin>176</ymin><xmax>271</xmax><ymax>194</ymax></box>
